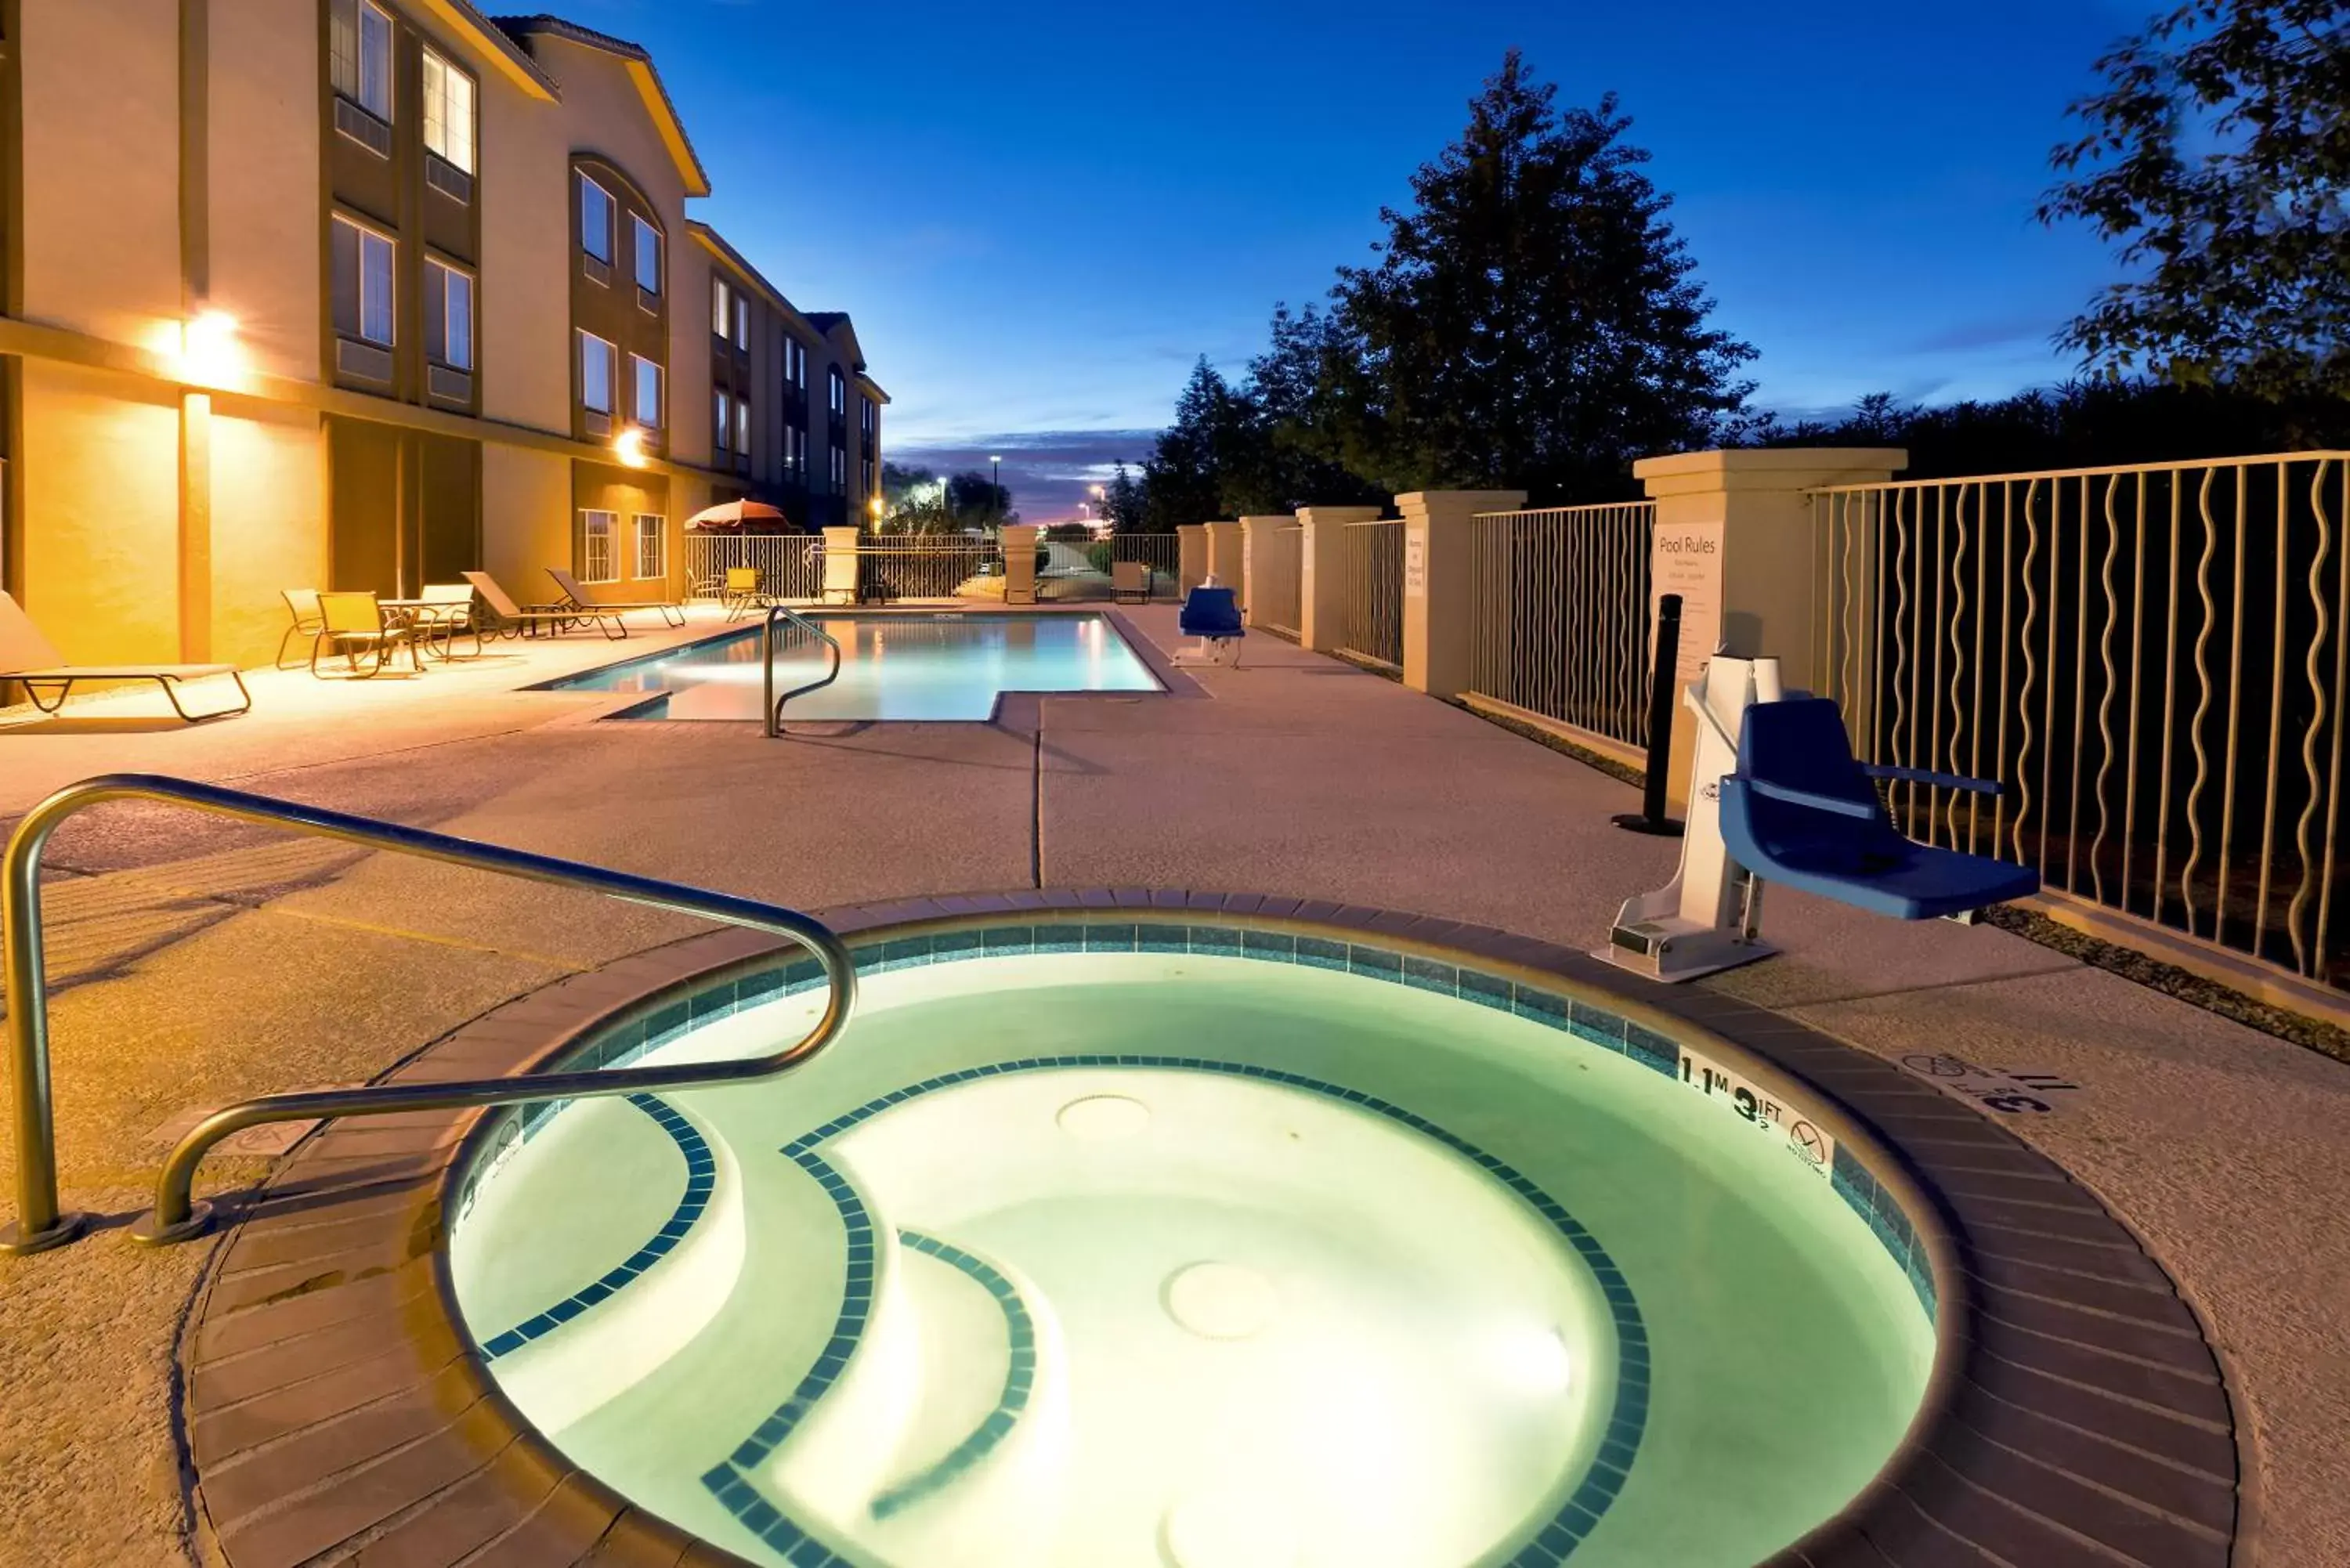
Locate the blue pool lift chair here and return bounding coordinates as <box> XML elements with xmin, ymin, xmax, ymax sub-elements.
<box><xmin>1717</xmin><ymin>696</ymin><xmax>2040</xmax><ymax>921</ymax></box>
<box><xmin>1173</xmin><ymin>584</ymin><xmax>1246</xmax><ymax>667</ymax></box>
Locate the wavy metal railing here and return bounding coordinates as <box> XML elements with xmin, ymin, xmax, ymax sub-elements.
<box><xmin>763</xmin><ymin>604</ymin><xmax>844</xmax><ymax>738</ymax></box>
<box><xmin>1810</xmin><ymin>452</ymin><xmax>2350</xmax><ymax>995</ymax></box>
<box><xmin>1340</xmin><ymin>519</ymin><xmax>1405</xmax><ymax>670</ymax></box>
<box><xmin>1462</xmin><ymin>502</ymin><xmax>1657</xmax><ymax>750</ymax></box>
<box><xmin>0</xmin><ymin>774</ymin><xmax>857</xmax><ymax>1256</ymax></box>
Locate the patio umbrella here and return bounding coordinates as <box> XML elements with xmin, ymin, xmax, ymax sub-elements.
<box><xmin>687</xmin><ymin>500</ymin><xmax>790</xmax><ymax>530</ymax></box>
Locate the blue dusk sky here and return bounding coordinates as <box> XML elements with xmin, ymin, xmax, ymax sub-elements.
<box><xmin>555</xmin><ymin>0</ymin><xmax>2149</xmax><ymax>518</ymax></box>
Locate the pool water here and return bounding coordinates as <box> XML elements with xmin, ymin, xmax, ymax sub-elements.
<box><xmin>450</xmin><ymin>948</ymin><xmax>1936</xmax><ymax>1568</ymax></box>
<box><xmin>542</xmin><ymin>612</ymin><xmax>1162</xmax><ymax>721</ymax></box>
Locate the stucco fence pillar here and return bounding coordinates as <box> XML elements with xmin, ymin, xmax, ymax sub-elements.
<box><xmin>1203</xmin><ymin>521</ymin><xmax>1244</xmax><ymax>592</ymax></box>
<box><xmin>1401</xmin><ymin>490</ymin><xmax>1525</xmax><ymax>698</ymax></box>
<box><xmin>1296</xmin><ymin>505</ymin><xmax>1383</xmax><ymax>652</ymax></box>
<box><xmin>1177</xmin><ymin>525</ymin><xmax>1208</xmax><ymax>594</ymax></box>
<box><xmin>821</xmin><ymin>526</ymin><xmax>860</xmax><ymax>605</ymax></box>
<box><xmin>1630</xmin><ymin>447</ymin><xmax>1907</xmax><ymax>807</ymax></box>
<box><xmin>1238</xmin><ymin>515</ymin><xmax>1295</xmax><ymax>628</ymax></box>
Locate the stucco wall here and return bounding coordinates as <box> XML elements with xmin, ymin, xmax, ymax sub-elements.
<box><xmin>476</xmin><ymin>58</ymin><xmax>570</xmax><ymax>432</ymax></box>
<box><xmin>482</xmin><ymin>443</ymin><xmax>570</xmax><ymax>594</ymax></box>
<box><xmin>19</xmin><ymin>0</ymin><xmax>180</xmax><ymax>346</ymax></box>
<box><xmin>19</xmin><ymin>361</ymin><xmax>181</xmax><ymax>663</ymax></box>
<box><xmin>208</xmin><ymin>0</ymin><xmax>324</xmax><ymax>385</ymax></box>
<box><xmin>210</xmin><ymin>404</ymin><xmax>327</xmax><ymax>665</ymax></box>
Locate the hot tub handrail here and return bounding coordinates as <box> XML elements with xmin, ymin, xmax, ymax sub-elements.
<box><xmin>0</xmin><ymin>772</ymin><xmax>858</xmax><ymax>1255</ymax></box>
<box><xmin>763</xmin><ymin>605</ymin><xmax>842</xmax><ymax>738</ymax></box>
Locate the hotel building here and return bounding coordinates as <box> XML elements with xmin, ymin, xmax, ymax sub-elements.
<box><xmin>0</xmin><ymin>1</ymin><xmax>886</xmax><ymax>668</ymax></box>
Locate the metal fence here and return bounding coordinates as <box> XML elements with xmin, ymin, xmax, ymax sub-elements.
<box><xmin>682</xmin><ymin>533</ymin><xmax>823</xmax><ymax>601</ymax></box>
<box><xmin>1253</xmin><ymin>525</ymin><xmax>1303</xmax><ymax>635</ymax></box>
<box><xmin>1464</xmin><ymin>503</ymin><xmax>1655</xmax><ymax>750</ymax></box>
<box><xmin>1812</xmin><ymin>452</ymin><xmax>2350</xmax><ymax>992</ymax></box>
<box><xmin>852</xmin><ymin>539</ymin><xmax>996</xmax><ymax>600</ymax></box>
<box><xmin>1342</xmin><ymin>520</ymin><xmax>1405</xmax><ymax>670</ymax></box>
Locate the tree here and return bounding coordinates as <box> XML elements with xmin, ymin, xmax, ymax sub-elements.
<box><xmin>1097</xmin><ymin>463</ymin><xmax>1148</xmax><ymax>532</ymax></box>
<box><xmin>1137</xmin><ymin>360</ymin><xmax>1246</xmax><ymax>529</ymax></box>
<box><xmin>1328</xmin><ymin>52</ymin><xmax>1755</xmax><ymax>500</ymax></box>
<box><xmin>2040</xmin><ymin>0</ymin><xmax>2350</xmax><ymax>402</ymax></box>
<box><xmin>945</xmin><ymin>471</ymin><xmax>1014</xmax><ymax>525</ymax></box>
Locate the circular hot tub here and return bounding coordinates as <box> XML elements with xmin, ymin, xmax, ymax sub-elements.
<box><xmin>447</xmin><ymin>919</ymin><xmax>1947</xmax><ymax>1568</ymax></box>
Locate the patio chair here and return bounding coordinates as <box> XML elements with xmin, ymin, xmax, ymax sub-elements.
<box><xmin>413</xmin><ymin>582</ymin><xmax>484</xmax><ymax>659</ymax></box>
<box><xmin>546</xmin><ymin>568</ymin><xmax>686</xmax><ymax>628</ymax></box>
<box><xmin>1</xmin><ymin>591</ymin><xmax>251</xmax><ymax>721</ymax></box>
<box><xmin>312</xmin><ymin>591</ymin><xmax>428</xmax><ymax>678</ymax></box>
<box><xmin>276</xmin><ymin>589</ymin><xmax>326</xmax><ymax>669</ymax></box>
<box><xmin>721</xmin><ymin>567</ymin><xmax>766</xmax><ymax>623</ymax></box>
<box><xmin>462</xmin><ymin>572</ymin><xmax>627</xmax><ymax>641</ymax></box>
<box><xmin>1718</xmin><ymin>696</ymin><xmax>2039</xmax><ymax>920</ymax></box>
<box><xmin>1111</xmin><ymin>560</ymin><xmax>1152</xmax><ymax>604</ymax></box>
<box><xmin>1171</xmin><ymin>583</ymin><xmax>1246</xmax><ymax>667</ymax></box>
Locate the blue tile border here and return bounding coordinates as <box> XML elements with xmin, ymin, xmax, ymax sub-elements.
<box><xmin>475</xmin><ymin>1094</ymin><xmax>714</xmax><ymax>1361</ymax></box>
<box><xmin>868</xmin><ymin>1232</ymin><xmax>1036</xmax><ymax>1522</ymax></box>
<box><xmin>698</xmin><ymin>1054</ymin><xmax>1648</xmax><ymax>1566</ymax></box>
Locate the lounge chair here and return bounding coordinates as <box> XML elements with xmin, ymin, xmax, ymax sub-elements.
<box><xmin>546</xmin><ymin>568</ymin><xmax>686</xmax><ymax>628</ymax></box>
<box><xmin>1172</xmin><ymin>584</ymin><xmax>1245</xmax><ymax>667</ymax></box>
<box><xmin>462</xmin><ymin>571</ymin><xmax>627</xmax><ymax>641</ymax></box>
<box><xmin>313</xmin><ymin>591</ymin><xmax>428</xmax><ymax>678</ymax></box>
<box><xmin>1111</xmin><ymin>560</ymin><xmax>1152</xmax><ymax>604</ymax></box>
<box><xmin>1718</xmin><ymin>695</ymin><xmax>2039</xmax><ymax>920</ymax></box>
<box><xmin>1</xmin><ymin>591</ymin><xmax>251</xmax><ymax>721</ymax></box>
<box><xmin>276</xmin><ymin>589</ymin><xmax>326</xmax><ymax>670</ymax></box>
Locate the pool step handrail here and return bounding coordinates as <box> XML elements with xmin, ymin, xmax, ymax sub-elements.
<box><xmin>763</xmin><ymin>605</ymin><xmax>843</xmax><ymax>738</ymax></box>
<box><xmin>0</xmin><ymin>772</ymin><xmax>858</xmax><ymax>1255</ymax></box>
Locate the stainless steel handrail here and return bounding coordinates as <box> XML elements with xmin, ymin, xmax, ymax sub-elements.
<box><xmin>0</xmin><ymin>773</ymin><xmax>858</xmax><ymax>1255</ymax></box>
<box><xmin>763</xmin><ymin>604</ymin><xmax>844</xmax><ymax>738</ymax></box>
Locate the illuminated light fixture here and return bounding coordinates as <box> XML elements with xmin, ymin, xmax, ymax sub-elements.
<box><xmin>168</xmin><ymin>309</ymin><xmax>243</xmax><ymax>389</ymax></box>
<box><xmin>869</xmin><ymin>495</ymin><xmax>884</xmax><ymax>518</ymax></box>
<box><xmin>613</xmin><ymin>427</ymin><xmax>650</xmax><ymax>469</ymax></box>
<box><xmin>1488</xmin><ymin>1324</ymin><xmax>1574</xmax><ymax>1396</ymax></box>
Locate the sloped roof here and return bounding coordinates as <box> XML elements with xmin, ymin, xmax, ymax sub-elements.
<box><xmin>490</xmin><ymin>14</ymin><xmax>711</xmax><ymax>195</ymax></box>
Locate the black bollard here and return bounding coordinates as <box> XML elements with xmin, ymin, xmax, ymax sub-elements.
<box><xmin>1613</xmin><ymin>593</ymin><xmax>1687</xmax><ymax>836</ymax></box>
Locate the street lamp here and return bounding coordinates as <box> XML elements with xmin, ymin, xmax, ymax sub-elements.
<box><xmin>989</xmin><ymin>454</ymin><xmax>1003</xmax><ymax>526</ymax></box>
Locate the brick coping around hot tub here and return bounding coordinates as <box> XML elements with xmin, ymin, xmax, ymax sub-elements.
<box><xmin>177</xmin><ymin>892</ymin><xmax>2243</xmax><ymax>1568</ymax></box>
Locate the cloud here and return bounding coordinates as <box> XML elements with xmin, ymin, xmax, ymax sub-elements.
<box><xmin>1906</xmin><ymin>314</ymin><xmax>2060</xmax><ymax>356</ymax></box>
<box><xmin>886</xmin><ymin>428</ymin><xmax>1162</xmax><ymax>522</ymax></box>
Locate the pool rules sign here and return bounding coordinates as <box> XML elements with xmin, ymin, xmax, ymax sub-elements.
<box><xmin>1650</xmin><ymin>520</ymin><xmax>1723</xmax><ymax>685</ymax></box>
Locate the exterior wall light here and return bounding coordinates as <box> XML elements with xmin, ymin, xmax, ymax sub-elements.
<box><xmin>167</xmin><ymin>310</ymin><xmax>242</xmax><ymax>389</ymax></box>
<box><xmin>613</xmin><ymin>428</ymin><xmax>650</xmax><ymax>469</ymax></box>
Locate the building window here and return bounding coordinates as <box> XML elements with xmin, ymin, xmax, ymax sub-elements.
<box><xmin>735</xmin><ymin>396</ymin><xmax>750</xmax><ymax>456</ymax></box>
<box><xmin>425</xmin><ymin>258</ymin><xmax>472</xmax><ymax>369</ymax></box>
<box><xmin>830</xmin><ymin>446</ymin><xmax>845</xmax><ymax>494</ymax></box>
<box><xmin>784</xmin><ymin>338</ymin><xmax>806</xmax><ymax>392</ymax></box>
<box><xmin>632</xmin><ymin>355</ymin><xmax>663</xmax><ymax>428</ymax></box>
<box><xmin>578</xmin><ymin>172</ymin><xmax>614</xmax><ymax>264</ymax></box>
<box><xmin>711</xmin><ymin>279</ymin><xmax>732</xmax><ymax>339</ymax></box>
<box><xmin>580</xmin><ymin>511</ymin><xmax>618</xmax><ymax>583</ymax></box>
<box><xmin>632</xmin><ymin>215</ymin><xmax>660</xmax><ymax>297</ymax></box>
<box><xmin>733</xmin><ymin>297</ymin><xmax>749</xmax><ymax>351</ymax></box>
<box><xmin>828</xmin><ymin>367</ymin><xmax>846</xmax><ymax>417</ymax></box>
<box><xmin>785</xmin><ymin>424</ymin><xmax>802</xmax><ymax>477</ymax></box>
<box><xmin>330</xmin><ymin>0</ymin><xmax>394</xmax><ymax>121</ymax></box>
<box><xmin>579</xmin><ymin>331</ymin><xmax>616</xmax><ymax>415</ymax></box>
<box><xmin>331</xmin><ymin>215</ymin><xmax>395</xmax><ymax>346</ymax></box>
<box><xmin>421</xmin><ymin>48</ymin><xmax>475</xmax><ymax>173</ymax></box>
<box><xmin>634</xmin><ymin>514</ymin><xmax>666</xmax><ymax>580</ymax></box>
<box><xmin>863</xmin><ymin>457</ymin><xmax>876</xmax><ymax>495</ymax></box>
<box><xmin>713</xmin><ymin>388</ymin><xmax>732</xmax><ymax>453</ymax></box>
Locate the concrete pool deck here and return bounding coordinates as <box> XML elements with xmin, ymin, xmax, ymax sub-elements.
<box><xmin>0</xmin><ymin>603</ymin><xmax>2342</xmax><ymax>1566</ymax></box>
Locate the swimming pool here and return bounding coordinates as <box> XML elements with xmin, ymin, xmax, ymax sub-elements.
<box><xmin>540</xmin><ymin>612</ymin><xmax>1162</xmax><ymax>721</ymax></box>
<box><xmin>449</xmin><ymin>923</ymin><xmax>1943</xmax><ymax>1568</ymax></box>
